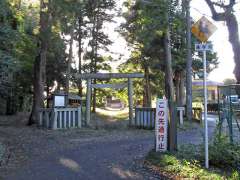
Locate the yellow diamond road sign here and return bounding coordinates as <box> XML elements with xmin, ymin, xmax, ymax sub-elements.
<box><xmin>191</xmin><ymin>16</ymin><xmax>217</xmax><ymax>42</ymax></box>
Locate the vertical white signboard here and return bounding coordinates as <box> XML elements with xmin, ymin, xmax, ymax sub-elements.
<box><xmin>155</xmin><ymin>99</ymin><xmax>168</xmax><ymax>152</ymax></box>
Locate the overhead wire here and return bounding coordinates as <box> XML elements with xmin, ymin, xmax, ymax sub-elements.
<box><xmin>190</xmin><ymin>6</ymin><xmax>212</xmax><ymax>18</ymax></box>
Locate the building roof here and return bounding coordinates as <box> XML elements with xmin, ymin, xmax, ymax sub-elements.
<box><xmin>192</xmin><ymin>80</ymin><xmax>223</xmax><ymax>86</ymax></box>
<box><xmin>48</xmin><ymin>91</ymin><xmax>82</xmax><ymax>100</ymax></box>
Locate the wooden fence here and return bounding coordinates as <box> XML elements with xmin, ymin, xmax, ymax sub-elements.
<box><xmin>135</xmin><ymin>107</ymin><xmax>156</xmax><ymax>129</ymax></box>
<box><xmin>39</xmin><ymin>107</ymin><xmax>81</xmax><ymax>129</ymax></box>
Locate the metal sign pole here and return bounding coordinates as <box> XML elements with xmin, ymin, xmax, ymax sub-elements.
<box><xmin>192</xmin><ymin>16</ymin><xmax>217</xmax><ymax>169</ymax></box>
<box><xmin>203</xmin><ymin>47</ymin><xmax>209</xmax><ymax>169</ymax></box>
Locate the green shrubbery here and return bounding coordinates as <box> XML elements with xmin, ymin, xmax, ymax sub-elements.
<box><xmin>208</xmin><ymin>136</ymin><xmax>240</xmax><ymax>171</ymax></box>
<box><xmin>145</xmin><ymin>136</ymin><xmax>240</xmax><ymax>179</ymax></box>
<box><xmin>146</xmin><ymin>150</ymin><xmax>223</xmax><ymax>179</ymax></box>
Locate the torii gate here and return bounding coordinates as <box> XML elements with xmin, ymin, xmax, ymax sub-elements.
<box><xmin>75</xmin><ymin>73</ymin><xmax>144</xmax><ymax>126</ymax></box>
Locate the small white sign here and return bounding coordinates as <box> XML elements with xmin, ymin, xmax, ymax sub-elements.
<box><xmin>195</xmin><ymin>43</ymin><xmax>213</xmax><ymax>51</ymax></box>
<box><xmin>155</xmin><ymin>99</ymin><xmax>168</xmax><ymax>152</ymax></box>
<box><xmin>54</xmin><ymin>95</ymin><xmax>65</xmax><ymax>107</ymax></box>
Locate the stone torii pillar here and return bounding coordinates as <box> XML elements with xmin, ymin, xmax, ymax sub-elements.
<box><xmin>128</xmin><ymin>78</ymin><xmax>133</xmax><ymax>126</ymax></box>
<box><xmin>76</xmin><ymin>73</ymin><xmax>144</xmax><ymax>126</ymax></box>
<box><xmin>86</xmin><ymin>79</ymin><xmax>91</xmax><ymax>126</ymax></box>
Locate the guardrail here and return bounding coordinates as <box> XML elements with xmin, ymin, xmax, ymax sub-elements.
<box><xmin>39</xmin><ymin>107</ymin><xmax>81</xmax><ymax>129</ymax></box>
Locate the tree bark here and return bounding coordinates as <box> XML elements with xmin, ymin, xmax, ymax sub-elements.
<box><xmin>66</xmin><ymin>27</ymin><xmax>74</xmax><ymax>95</ymax></box>
<box><xmin>91</xmin><ymin>8</ymin><xmax>97</xmax><ymax>113</ymax></box>
<box><xmin>164</xmin><ymin>6</ymin><xmax>177</xmax><ymax>151</ymax></box>
<box><xmin>78</xmin><ymin>16</ymin><xmax>83</xmax><ymax>97</ymax></box>
<box><xmin>175</xmin><ymin>70</ymin><xmax>186</xmax><ymax>107</ymax></box>
<box><xmin>143</xmin><ymin>64</ymin><xmax>151</xmax><ymax>107</ymax></box>
<box><xmin>174</xmin><ymin>71</ymin><xmax>180</xmax><ymax>106</ymax></box>
<box><xmin>205</xmin><ymin>0</ymin><xmax>240</xmax><ymax>83</ymax></box>
<box><xmin>225</xmin><ymin>15</ymin><xmax>240</xmax><ymax>83</ymax></box>
<box><xmin>28</xmin><ymin>0</ymin><xmax>51</xmax><ymax>125</ymax></box>
<box><xmin>92</xmin><ymin>10</ymin><xmax>99</xmax><ymax>113</ymax></box>
<box><xmin>46</xmin><ymin>83</ymin><xmax>50</xmax><ymax>108</ymax></box>
<box><xmin>179</xmin><ymin>71</ymin><xmax>185</xmax><ymax>106</ymax></box>
<box><xmin>185</xmin><ymin>0</ymin><xmax>192</xmax><ymax>122</ymax></box>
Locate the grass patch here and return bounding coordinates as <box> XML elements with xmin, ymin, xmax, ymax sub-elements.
<box><xmin>145</xmin><ymin>142</ymin><xmax>240</xmax><ymax>180</ymax></box>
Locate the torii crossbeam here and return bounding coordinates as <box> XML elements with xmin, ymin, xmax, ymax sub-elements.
<box><xmin>75</xmin><ymin>73</ymin><xmax>144</xmax><ymax>126</ymax></box>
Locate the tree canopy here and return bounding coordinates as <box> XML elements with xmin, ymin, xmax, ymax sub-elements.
<box><xmin>0</xmin><ymin>0</ymin><xmax>221</xmax><ymax>126</ymax></box>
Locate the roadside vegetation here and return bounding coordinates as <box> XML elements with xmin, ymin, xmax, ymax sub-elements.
<box><xmin>145</xmin><ymin>135</ymin><xmax>240</xmax><ymax>179</ymax></box>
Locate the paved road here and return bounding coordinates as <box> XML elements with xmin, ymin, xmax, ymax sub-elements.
<box><xmin>5</xmin><ymin>132</ymin><xmax>159</xmax><ymax>180</ymax></box>
<box><xmin>2</xmin><ymin>115</ymin><xmax>218</xmax><ymax>180</ymax></box>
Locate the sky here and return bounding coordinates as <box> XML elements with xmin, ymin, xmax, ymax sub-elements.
<box><xmin>104</xmin><ymin>0</ymin><xmax>240</xmax><ymax>82</ymax></box>
<box><xmin>27</xmin><ymin>0</ymin><xmax>240</xmax><ymax>83</ymax></box>
<box><xmin>190</xmin><ymin>0</ymin><xmax>240</xmax><ymax>82</ymax></box>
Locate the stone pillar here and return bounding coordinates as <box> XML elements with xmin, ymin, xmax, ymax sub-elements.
<box><xmin>86</xmin><ymin>79</ymin><xmax>91</xmax><ymax>126</ymax></box>
<box><xmin>128</xmin><ymin>78</ymin><xmax>133</xmax><ymax>126</ymax></box>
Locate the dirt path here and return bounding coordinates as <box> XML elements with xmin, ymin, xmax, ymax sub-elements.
<box><xmin>0</xmin><ymin>113</ymin><xmax>217</xmax><ymax>180</ymax></box>
<box><xmin>0</xmin><ymin>126</ymin><xmax>161</xmax><ymax>180</ymax></box>
<box><xmin>3</xmin><ymin>130</ymin><xmax>158</xmax><ymax>180</ymax></box>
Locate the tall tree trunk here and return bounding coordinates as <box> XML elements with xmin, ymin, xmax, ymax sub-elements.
<box><xmin>78</xmin><ymin>16</ymin><xmax>83</xmax><ymax>97</ymax></box>
<box><xmin>143</xmin><ymin>64</ymin><xmax>151</xmax><ymax>107</ymax></box>
<box><xmin>205</xmin><ymin>0</ymin><xmax>240</xmax><ymax>90</ymax></box>
<box><xmin>174</xmin><ymin>71</ymin><xmax>180</xmax><ymax>106</ymax></box>
<box><xmin>225</xmin><ymin>15</ymin><xmax>240</xmax><ymax>83</ymax></box>
<box><xmin>180</xmin><ymin>0</ymin><xmax>186</xmax><ymax>108</ymax></box>
<box><xmin>92</xmin><ymin>13</ymin><xmax>99</xmax><ymax>113</ymax></box>
<box><xmin>179</xmin><ymin>71</ymin><xmax>185</xmax><ymax>106</ymax></box>
<box><xmin>28</xmin><ymin>0</ymin><xmax>51</xmax><ymax>125</ymax></box>
<box><xmin>46</xmin><ymin>83</ymin><xmax>50</xmax><ymax>108</ymax></box>
<box><xmin>91</xmin><ymin>11</ymin><xmax>97</xmax><ymax>113</ymax></box>
<box><xmin>66</xmin><ymin>27</ymin><xmax>74</xmax><ymax>95</ymax></box>
<box><xmin>175</xmin><ymin>70</ymin><xmax>185</xmax><ymax>107</ymax></box>
<box><xmin>185</xmin><ymin>0</ymin><xmax>192</xmax><ymax>122</ymax></box>
<box><xmin>164</xmin><ymin>5</ymin><xmax>177</xmax><ymax>151</ymax></box>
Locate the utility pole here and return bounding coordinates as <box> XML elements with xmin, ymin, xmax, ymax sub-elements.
<box><xmin>186</xmin><ymin>0</ymin><xmax>192</xmax><ymax>122</ymax></box>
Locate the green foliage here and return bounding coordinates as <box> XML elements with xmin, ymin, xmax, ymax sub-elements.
<box><xmin>121</xmin><ymin>0</ymin><xmax>219</xmax><ymax>104</ymax></box>
<box><xmin>46</xmin><ymin>30</ymin><xmax>67</xmax><ymax>89</ymax></box>
<box><xmin>120</xmin><ymin>0</ymin><xmax>183</xmax><ymax>102</ymax></box>
<box><xmin>0</xmin><ymin>0</ymin><xmax>120</xmax><ymax>114</ymax></box>
<box><xmin>146</xmin><ymin>149</ymin><xmax>223</xmax><ymax>179</ymax></box>
<box><xmin>84</xmin><ymin>0</ymin><xmax>116</xmax><ymax>73</ymax></box>
<box><xmin>118</xmin><ymin>60</ymin><xmax>145</xmax><ymax>105</ymax></box>
<box><xmin>146</xmin><ymin>142</ymin><xmax>240</xmax><ymax>179</ymax></box>
<box><xmin>208</xmin><ymin>135</ymin><xmax>240</xmax><ymax>171</ymax></box>
<box><xmin>0</xmin><ymin>0</ymin><xmax>37</xmax><ymax>114</ymax></box>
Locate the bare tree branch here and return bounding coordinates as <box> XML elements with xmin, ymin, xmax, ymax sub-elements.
<box><xmin>212</xmin><ymin>0</ymin><xmax>235</xmax><ymax>9</ymax></box>
<box><xmin>205</xmin><ymin>0</ymin><xmax>227</xmax><ymax>20</ymax></box>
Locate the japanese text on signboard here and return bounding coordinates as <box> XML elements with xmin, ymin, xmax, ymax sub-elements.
<box><xmin>155</xmin><ymin>99</ymin><xmax>168</xmax><ymax>152</ymax></box>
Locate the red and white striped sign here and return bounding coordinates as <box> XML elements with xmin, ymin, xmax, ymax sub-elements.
<box><xmin>155</xmin><ymin>99</ymin><xmax>168</xmax><ymax>152</ymax></box>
